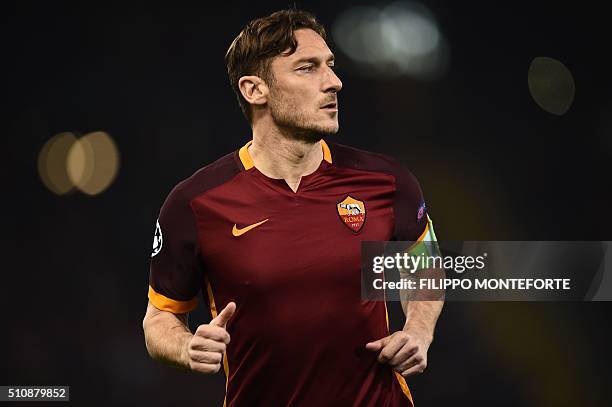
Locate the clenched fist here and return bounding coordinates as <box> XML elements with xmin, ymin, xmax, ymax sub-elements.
<box><xmin>186</xmin><ymin>302</ymin><xmax>236</xmax><ymax>374</ymax></box>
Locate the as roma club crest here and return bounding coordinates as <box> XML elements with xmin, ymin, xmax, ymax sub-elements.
<box><xmin>337</xmin><ymin>195</ymin><xmax>366</xmax><ymax>233</ymax></box>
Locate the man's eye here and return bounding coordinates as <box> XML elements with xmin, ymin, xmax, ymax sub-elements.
<box><xmin>328</xmin><ymin>64</ymin><xmax>337</xmax><ymax>71</ymax></box>
<box><xmin>298</xmin><ymin>65</ymin><xmax>314</xmax><ymax>72</ymax></box>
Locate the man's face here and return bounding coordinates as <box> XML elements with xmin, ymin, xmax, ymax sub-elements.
<box><xmin>266</xmin><ymin>28</ymin><xmax>343</xmax><ymax>138</ymax></box>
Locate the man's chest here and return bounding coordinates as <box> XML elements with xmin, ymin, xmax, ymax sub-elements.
<box><xmin>190</xmin><ymin>171</ymin><xmax>396</xmax><ymax>290</ymax></box>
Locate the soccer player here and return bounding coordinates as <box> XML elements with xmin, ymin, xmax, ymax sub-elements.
<box><xmin>142</xmin><ymin>9</ymin><xmax>443</xmax><ymax>406</ymax></box>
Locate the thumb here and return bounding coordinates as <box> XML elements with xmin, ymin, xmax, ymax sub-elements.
<box><xmin>365</xmin><ymin>336</ymin><xmax>390</xmax><ymax>352</ymax></box>
<box><xmin>210</xmin><ymin>302</ymin><xmax>236</xmax><ymax>327</ymax></box>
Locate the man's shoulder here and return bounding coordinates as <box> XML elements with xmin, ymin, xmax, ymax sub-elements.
<box><xmin>166</xmin><ymin>149</ymin><xmax>242</xmax><ymax>205</ymax></box>
<box><xmin>327</xmin><ymin>140</ymin><xmax>417</xmax><ymax>181</ymax></box>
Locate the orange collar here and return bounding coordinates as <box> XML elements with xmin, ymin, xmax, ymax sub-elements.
<box><xmin>238</xmin><ymin>139</ymin><xmax>332</xmax><ymax>170</ymax></box>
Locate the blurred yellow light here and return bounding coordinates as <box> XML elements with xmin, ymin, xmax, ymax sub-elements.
<box><xmin>528</xmin><ymin>57</ymin><xmax>575</xmax><ymax>116</ymax></box>
<box><xmin>38</xmin><ymin>132</ymin><xmax>77</xmax><ymax>195</ymax></box>
<box><xmin>67</xmin><ymin>134</ymin><xmax>96</xmax><ymax>191</ymax></box>
<box><xmin>67</xmin><ymin>131</ymin><xmax>120</xmax><ymax>195</ymax></box>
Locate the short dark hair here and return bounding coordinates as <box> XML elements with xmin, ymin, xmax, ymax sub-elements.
<box><xmin>225</xmin><ymin>9</ymin><xmax>326</xmax><ymax>122</ymax></box>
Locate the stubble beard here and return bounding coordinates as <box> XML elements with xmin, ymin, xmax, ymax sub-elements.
<box><xmin>268</xmin><ymin>89</ymin><xmax>339</xmax><ymax>143</ymax></box>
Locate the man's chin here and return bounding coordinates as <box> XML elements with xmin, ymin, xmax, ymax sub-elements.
<box><xmin>285</xmin><ymin>125</ymin><xmax>339</xmax><ymax>142</ymax></box>
<box><xmin>275</xmin><ymin>117</ymin><xmax>339</xmax><ymax>140</ymax></box>
<box><xmin>314</xmin><ymin>122</ymin><xmax>340</xmax><ymax>136</ymax></box>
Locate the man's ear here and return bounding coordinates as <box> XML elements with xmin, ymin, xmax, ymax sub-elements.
<box><xmin>238</xmin><ymin>76</ymin><xmax>268</xmax><ymax>106</ymax></box>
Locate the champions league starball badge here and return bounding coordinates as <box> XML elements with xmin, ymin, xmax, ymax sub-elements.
<box><xmin>417</xmin><ymin>200</ymin><xmax>426</xmax><ymax>222</ymax></box>
<box><xmin>151</xmin><ymin>220</ymin><xmax>163</xmax><ymax>257</ymax></box>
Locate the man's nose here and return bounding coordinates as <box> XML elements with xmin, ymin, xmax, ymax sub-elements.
<box><xmin>323</xmin><ymin>67</ymin><xmax>342</xmax><ymax>93</ymax></box>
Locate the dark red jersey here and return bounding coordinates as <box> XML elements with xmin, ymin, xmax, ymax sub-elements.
<box><xmin>148</xmin><ymin>139</ymin><xmax>434</xmax><ymax>407</ymax></box>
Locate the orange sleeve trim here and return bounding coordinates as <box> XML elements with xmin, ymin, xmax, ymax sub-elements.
<box><xmin>148</xmin><ymin>286</ymin><xmax>198</xmax><ymax>313</ymax></box>
<box><xmin>416</xmin><ymin>220</ymin><xmax>430</xmax><ymax>242</ymax></box>
<box><xmin>401</xmin><ymin>220</ymin><xmax>431</xmax><ymax>255</ymax></box>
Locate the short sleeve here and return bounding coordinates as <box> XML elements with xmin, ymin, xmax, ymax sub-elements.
<box><xmin>392</xmin><ymin>164</ymin><xmax>440</xmax><ymax>270</ymax></box>
<box><xmin>148</xmin><ymin>186</ymin><xmax>203</xmax><ymax>313</ymax></box>
<box><xmin>392</xmin><ymin>164</ymin><xmax>437</xmax><ymax>243</ymax></box>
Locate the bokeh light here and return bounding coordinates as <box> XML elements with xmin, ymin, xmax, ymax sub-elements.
<box><xmin>38</xmin><ymin>132</ymin><xmax>77</xmax><ymax>195</ymax></box>
<box><xmin>67</xmin><ymin>133</ymin><xmax>96</xmax><ymax>190</ymax></box>
<box><xmin>528</xmin><ymin>57</ymin><xmax>575</xmax><ymax>116</ymax></box>
<box><xmin>68</xmin><ymin>131</ymin><xmax>120</xmax><ymax>195</ymax></box>
<box><xmin>39</xmin><ymin>131</ymin><xmax>120</xmax><ymax>196</ymax></box>
<box><xmin>332</xmin><ymin>1</ymin><xmax>448</xmax><ymax>79</ymax></box>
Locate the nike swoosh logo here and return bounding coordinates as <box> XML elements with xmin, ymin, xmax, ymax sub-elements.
<box><xmin>232</xmin><ymin>219</ymin><xmax>269</xmax><ymax>237</ymax></box>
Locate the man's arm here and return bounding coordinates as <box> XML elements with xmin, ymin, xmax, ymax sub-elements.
<box><xmin>400</xmin><ymin>266</ymin><xmax>445</xmax><ymax>344</ymax></box>
<box><xmin>366</xmin><ymin>266</ymin><xmax>444</xmax><ymax>377</ymax></box>
<box><xmin>365</xmin><ymin>160</ymin><xmax>445</xmax><ymax>376</ymax></box>
<box><xmin>402</xmin><ymin>298</ymin><xmax>444</xmax><ymax>343</ymax></box>
<box><xmin>143</xmin><ymin>301</ymin><xmax>236</xmax><ymax>374</ymax></box>
<box><xmin>398</xmin><ymin>296</ymin><xmax>444</xmax><ymax>375</ymax></box>
<box><xmin>142</xmin><ymin>301</ymin><xmax>193</xmax><ymax>369</ymax></box>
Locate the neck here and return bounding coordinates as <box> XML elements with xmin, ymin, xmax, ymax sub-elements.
<box><xmin>249</xmin><ymin>118</ymin><xmax>324</xmax><ymax>192</ymax></box>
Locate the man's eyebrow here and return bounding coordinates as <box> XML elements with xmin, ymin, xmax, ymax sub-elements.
<box><xmin>293</xmin><ymin>54</ymin><xmax>335</xmax><ymax>65</ymax></box>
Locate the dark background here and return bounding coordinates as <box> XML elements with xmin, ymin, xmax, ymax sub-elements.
<box><xmin>2</xmin><ymin>1</ymin><xmax>611</xmax><ymax>406</ymax></box>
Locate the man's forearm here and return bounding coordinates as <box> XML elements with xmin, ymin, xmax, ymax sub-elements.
<box><xmin>143</xmin><ymin>303</ymin><xmax>193</xmax><ymax>369</ymax></box>
<box><xmin>402</xmin><ymin>300</ymin><xmax>443</xmax><ymax>341</ymax></box>
<box><xmin>400</xmin><ymin>268</ymin><xmax>445</xmax><ymax>341</ymax></box>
